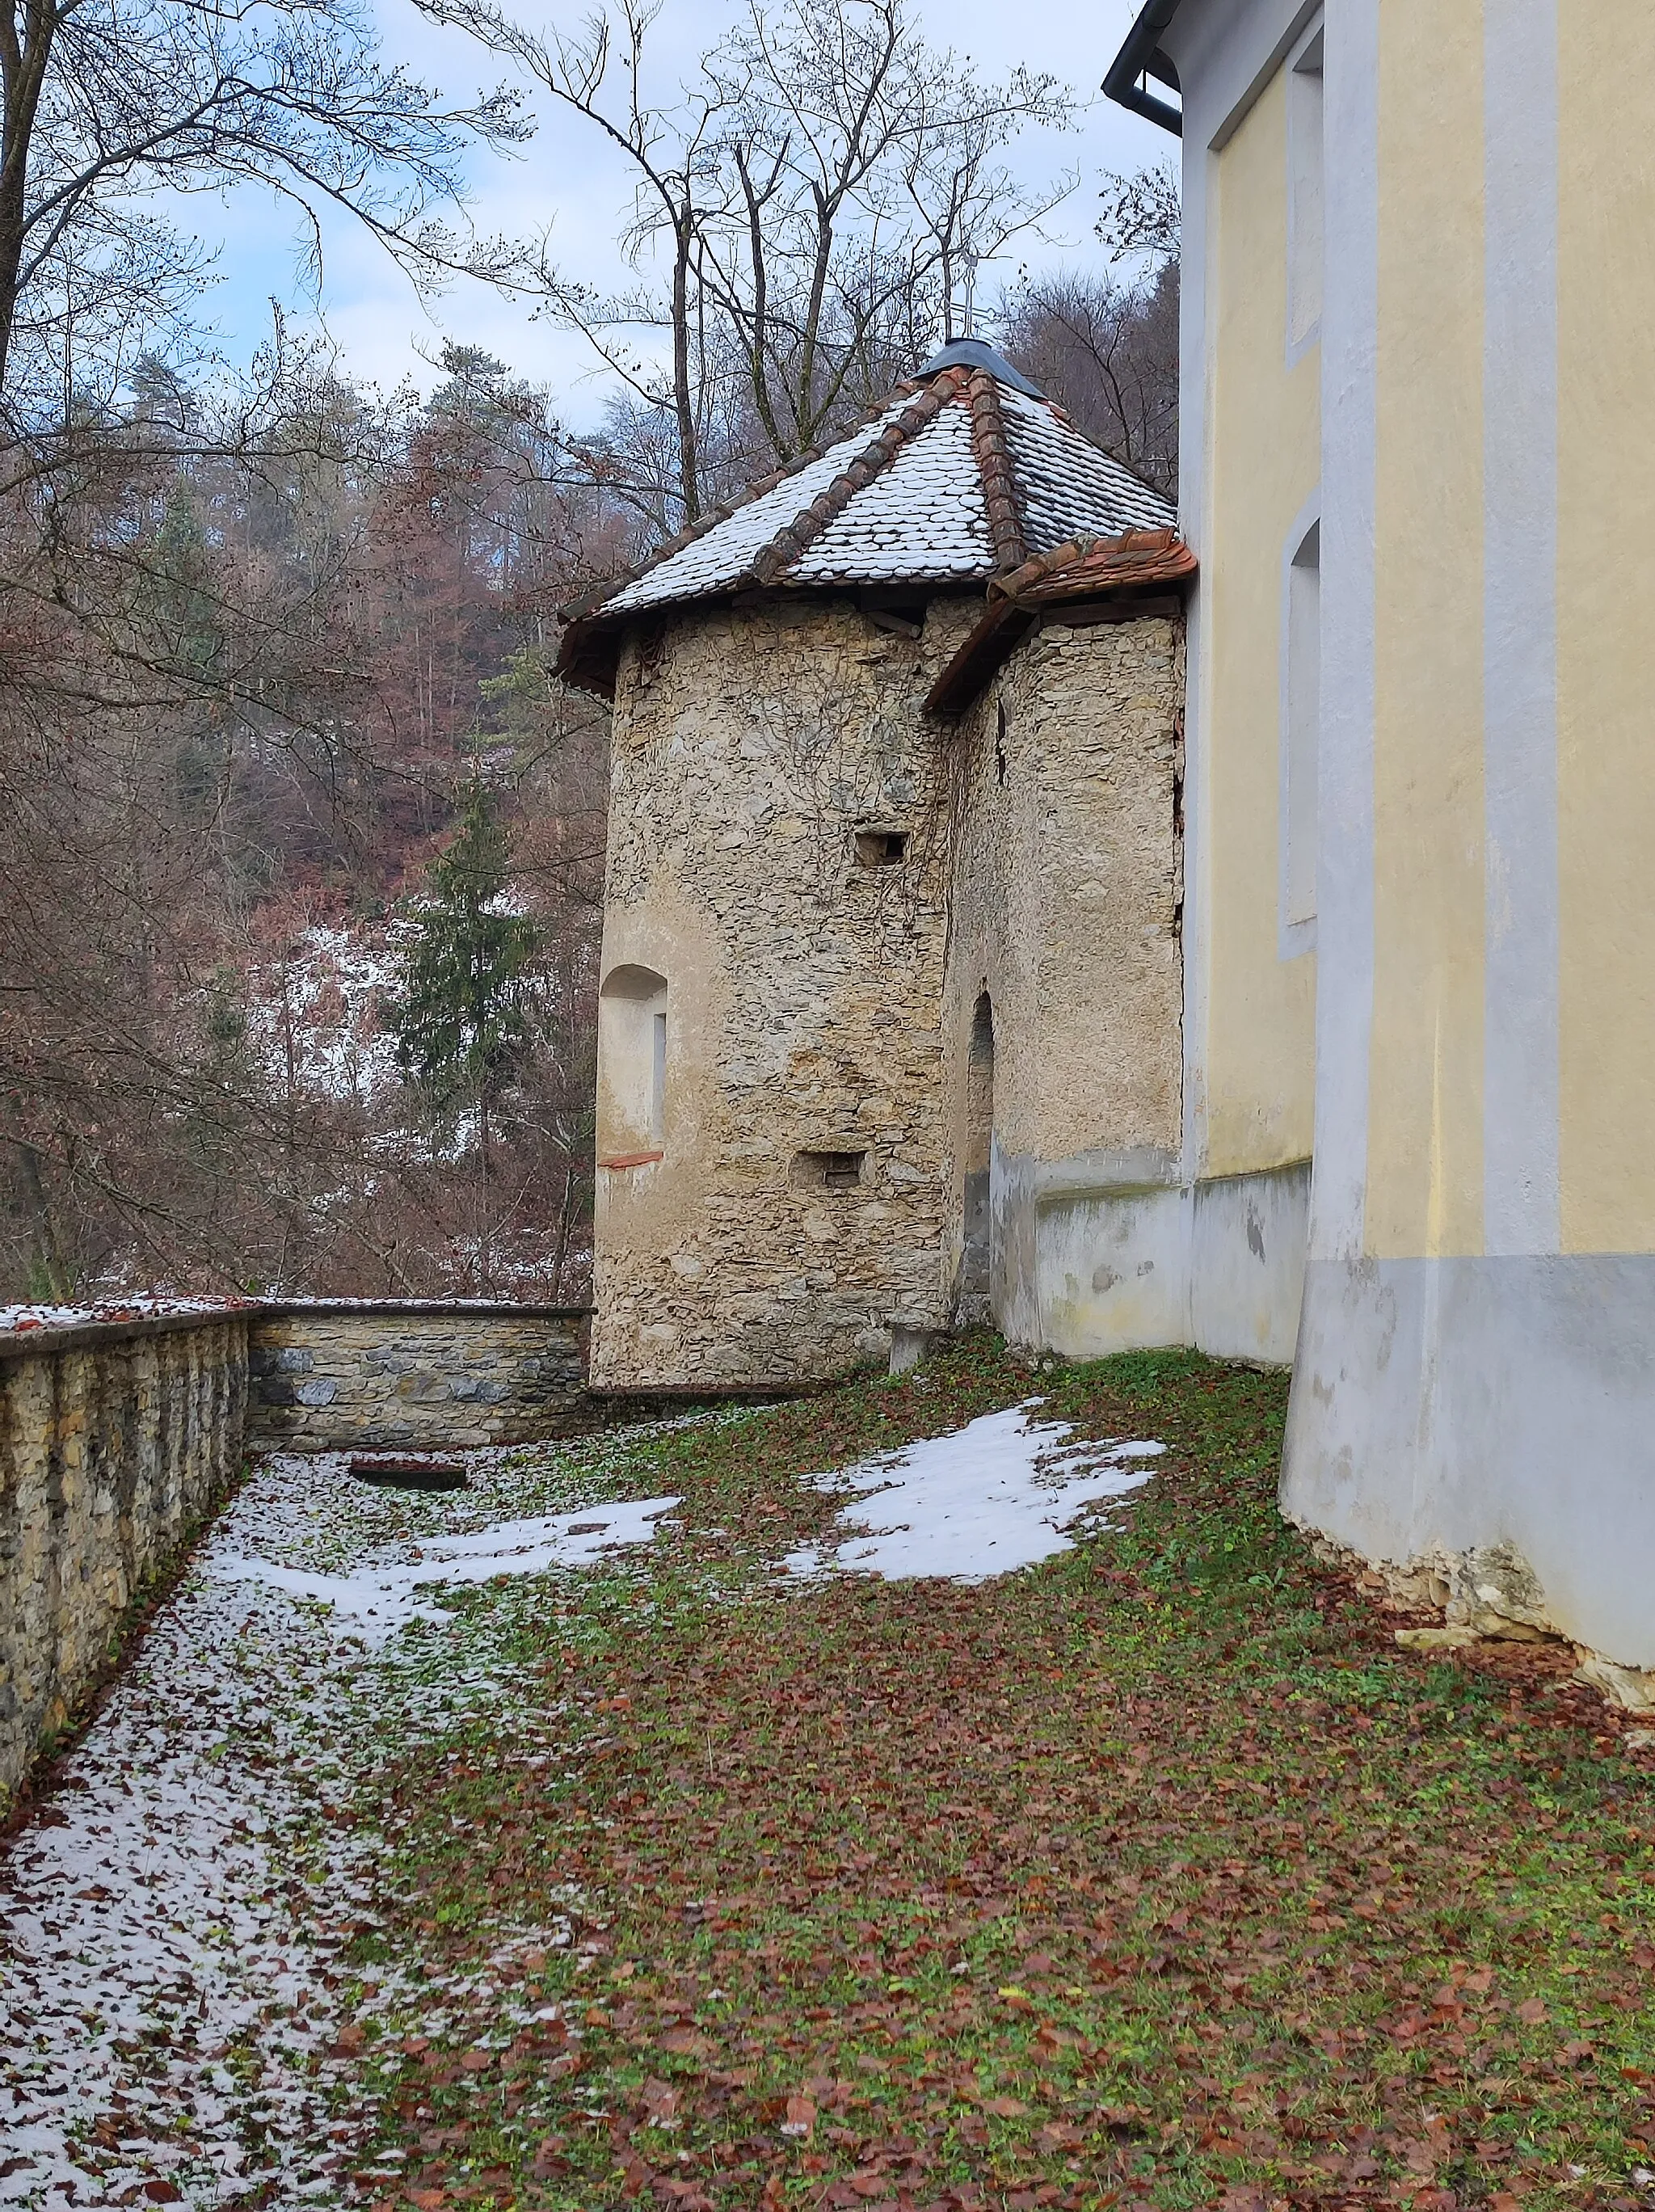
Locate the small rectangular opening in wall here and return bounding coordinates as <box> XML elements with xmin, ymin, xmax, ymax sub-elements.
<box><xmin>793</xmin><ymin>1148</ymin><xmax>868</xmax><ymax>1190</ymax></box>
<box><xmin>855</xmin><ymin>828</ymin><xmax>908</xmax><ymax>868</ymax></box>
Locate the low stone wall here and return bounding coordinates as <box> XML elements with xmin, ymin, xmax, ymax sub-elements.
<box><xmin>246</xmin><ymin>1303</ymin><xmax>591</xmax><ymax>1451</ymax></box>
<box><xmin>0</xmin><ymin>1311</ymin><xmax>248</xmax><ymax>1808</ymax></box>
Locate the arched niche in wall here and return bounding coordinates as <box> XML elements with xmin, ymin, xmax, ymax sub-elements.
<box><xmin>598</xmin><ymin>963</ymin><xmax>668</xmax><ymax>1161</ymax></box>
<box><xmin>961</xmin><ymin>990</ymin><xmax>996</xmax><ymax>1312</ymax></box>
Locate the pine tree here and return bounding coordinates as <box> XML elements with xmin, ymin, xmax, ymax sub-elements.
<box><xmin>389</xmin><ymin>782</ymin><xmax>541</xmax><ymax>1286</ymax></box>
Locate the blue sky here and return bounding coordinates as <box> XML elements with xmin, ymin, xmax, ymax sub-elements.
<box><xmin>200</xmin><ymin>0</ymin><xmax>1168</xmax><ymax>426</ymax></box>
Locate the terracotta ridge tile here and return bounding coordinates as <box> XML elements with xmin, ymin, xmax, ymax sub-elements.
<box><xmin>988</xmin><ymin>524</ymin><xmax>1194</xmax><ymax>603</ymax></box>
<box><xmin>967</xmin><ymin>369</ymin><xmax>1028</xmax><ymax>574</ymax></box>
<box><xmin>991</xmin><ymin>534</ymin><xmax>1089</xmax><ymax>599</ymax></box>
<box><xmin>746</xmin><ymin>369</ymin><xmax>970</xmax><ymax>587</ymax></box>
<box><xmin>556</xmin><ymin>366</ymin><xmax>970</xmax><ymax>621</ymax></box>
<box><xmin>924</xmin><ymin>524</ymin><xmax>1192</xmax><ymax>718</ymax></box>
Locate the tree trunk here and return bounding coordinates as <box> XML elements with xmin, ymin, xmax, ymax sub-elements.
<box><xmin>478</xmin><ymin>1085</ymin><xmax>492</xmax><ymax>1294</ymax></box>
<box><xmin>13</xmin><ymin>1138</ymin><xmax>72</xmax><ymax>1299</ymax></box>
<box><xmin>671</xmin><ymin>206</ymin><xmax>700</xmax><ymax>523</ymax></box>
<box><xmin>0</xmin><ymin>4</ymin><xmax>57</xmax><ymax>399</ymax></box>
<box><xmin>550</xmin><ymin>1157</ymin><xmax>575</xmax><ymax>1300</ymax></box>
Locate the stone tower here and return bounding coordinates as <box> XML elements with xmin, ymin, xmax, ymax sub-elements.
<box><xmin>558</xmin><ymin>343</ymin><xmax>1193</xmax><ymax>1389</ymax></box>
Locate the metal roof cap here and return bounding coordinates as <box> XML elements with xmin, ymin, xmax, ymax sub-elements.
<box><xmin>911</xmin><ymin>339</ymin><xmax>1046</xmax><ymax>398</ymax></box>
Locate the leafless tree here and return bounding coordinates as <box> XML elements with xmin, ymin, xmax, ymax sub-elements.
<box><xmin>0</xmin><ymin>0</ymin><xmax>530</xmax><ymax>424</ymax></box>
<box><xmin>998</xmin><ymin>260</ymin><xmax>1178</xmax><ymax>497</ymax></box>
<box><xmin>1095</xmin><ymin>158</ymin><xmax>1181</xmax><ymax>264</ymax></box>
<box><xmin>996</xmin><ymin>158</ymin><xmax>1181</xmax><ymax>497</ymax></box>
<box><xmin>419</xmin><ymin>0</ymin><xmax>1074</xmax><ymax>527</ymax></box>
<box><xmin>0</xmin><ymin>329</ymin><xmax>617</xmax><ymax>1304</ymax></box>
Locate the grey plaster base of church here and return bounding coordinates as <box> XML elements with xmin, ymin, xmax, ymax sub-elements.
<box><xmin>988</xmin><ymin>1152</ymin><xmax>1311</xmax><ymax>1369</ymax></box>
<box><xmin>1284</xmin><ymin>1252</ymin><xmax>1655</xmax><ymax>1670</ymax></box>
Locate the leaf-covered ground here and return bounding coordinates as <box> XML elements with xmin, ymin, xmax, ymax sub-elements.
<box><xmin>324</xmin><ymin>1343</ymin><xmax>1655</xmax><ymax>2212</ymax></box>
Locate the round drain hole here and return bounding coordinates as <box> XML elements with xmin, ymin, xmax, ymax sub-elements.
<box><xmin>348</xmin><ymin>1456</ymin><xmax>470</xmax><ymax>1493</ymax></box>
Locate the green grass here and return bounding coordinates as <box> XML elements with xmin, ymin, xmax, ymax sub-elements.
<box><xmin>331</xmin><ymin>1342</ymin><xmax>1655</xmax><ymax>2212</ymax></box>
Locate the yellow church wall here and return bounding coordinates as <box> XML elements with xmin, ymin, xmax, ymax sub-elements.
<box><xmin>1556</xmin><ymin>4</ymin><xmax>1655</xmax><ymax>1253</ymax></box>
<box><xmin>1198</xmin><ymin>64</ymin><xmax>1318</xmax><ymax>1179</ymax></box>
<box><xmin>1363</xmin><ymin>0</ymin><xmax>1486</xmax><ymax>1260</ymax></box>
<box><xmin>1354</xmin><ymin>0</ymin><xmax>1655</xmax><ymax>1262</ymax></box>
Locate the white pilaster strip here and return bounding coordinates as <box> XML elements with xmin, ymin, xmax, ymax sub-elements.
<box><xmin>1309</xmin><ymin>0</ymin><xmax>1380</xmax><ymax>1264</ymax></box>
<box><xmin>1481</xmin><ymin>0</ymin><xmax>1560</xmax><ymax>1257</ymax></box>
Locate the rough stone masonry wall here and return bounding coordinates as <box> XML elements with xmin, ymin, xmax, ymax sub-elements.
<box><xmin>246</xmin><ymin>1304</ymin><xmax>590</xmax><ymax>1451</ymax></box>
<box><xmin>941</xmin><ymin>612</ymin><xmax>1186</xmax><ymax>1346</ymax></box>
<box><xmin>593</xmin><ymin>594</ymin><xmax>979</xmax><ymax>1388</ymax></box>
<box><xmin>0</xmin><ymin>1314</ymin><xmax>246</xmax><ymax>1807</ymax></box>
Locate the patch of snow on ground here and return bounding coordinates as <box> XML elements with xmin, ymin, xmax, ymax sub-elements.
<box><xmin>214</xmin><ymin>1494</ymin><xmax>683</xmax><ymax>1645</ymax></box>
<box><xmin>248</xmin><ymin>921</ymin><xmax>410</xmax><ymax>1109</ymax></box>
<box><xmin>783</xmin><ymin>1401</ymin><xmax>1164</xmax><ymax>1582</ymax></box>
<box><xmin>0</xmin><ymin>1446</ymin><xmax>682</xmax><ymax>2209</ymax></box>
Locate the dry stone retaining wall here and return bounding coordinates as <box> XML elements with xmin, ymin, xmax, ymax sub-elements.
<box><xmin>246</xmin><ymin>1304</ymin><xmax>590</xmax><ymax>1451</ymax></box>
<box><xmin>0</xmin><ymin>1312</ymin><xmax>247</xmax><ymax>1807</ymax></box>
<box><xmin>0</xmin><ymin>1297</ymin><xmax>592</xmax><ymax>1806</ymax></box>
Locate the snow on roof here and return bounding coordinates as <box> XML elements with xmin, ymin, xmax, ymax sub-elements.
<box><xmin>997</xmin><ymin>383</ymin><xmax>1175</xmax><ymax>547</ymax></box>
<box><xmin>789</xmin><ymin>396</ymin><xmax>990</xmax><ymax>584</ymax></box>
<box><xmin>557</xmin><ymin>348</ymin><xmax>1179</xmax><ymax>693</ymax></box>
<box><xmin>603</xmin><ymin>392</ymin><xmax>916</xmax><ymax>617</ymax></box>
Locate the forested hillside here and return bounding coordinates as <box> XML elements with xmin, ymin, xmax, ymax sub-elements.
<box><xmin>0</xmin><ymin>347</ymin><xmax>620</xmax><ymax>1300</ymax></box>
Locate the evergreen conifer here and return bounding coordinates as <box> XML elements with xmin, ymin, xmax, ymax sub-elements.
<box><xmin>389</xmin><ymin>782</ymin><xmax>541</xmax><ymax>1284</ymax></box>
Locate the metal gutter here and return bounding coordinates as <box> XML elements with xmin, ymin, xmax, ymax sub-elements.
<box><xmin>1102</xmin><ymin>0</ymin><xmax>1186</xmax><ymax>136</ymax></box>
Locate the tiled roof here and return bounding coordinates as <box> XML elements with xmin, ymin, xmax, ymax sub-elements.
<box><xmin>992</xmin><ymin>525</ymin><xmax>1198</xmax><ymax>605</ymax></box>
<box><xmin>997</xmin><ymin>386</ymin><xmax>1175</xmax><ymax>547</ymax></box>
<box><xmin>926</xmin><ymin>526</ymin><xmax>1198</xmax><ymax>716</ymax></box>
<box><xmin>788</xmin><ymin>399</ymin><xmax>990</xmax><ymax>585</ymax></box>
<box><xmin>602</xmin><ymin>394</ymin><xmax>923</xmax><ymax>617</ymax></box>
<box><xmin>556</xmin><ymin>347</ymin><xmax>1178</xmax><ymax>693</ymax></box>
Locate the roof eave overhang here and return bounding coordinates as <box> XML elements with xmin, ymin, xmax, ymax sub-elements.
<box><xmin>553</xmin><ymin>615</ymin><xmax>619</xmax><ymax>702</ymax></box>
<box><xmin>925</xmin><ymin>529</ymin><xmax>1196</xmax><ymax>717</ymax></box>
<box><xmin>1102</xmin><ymin>0</ymin><xmax>1186</xmax><ymax>137</ymax></box>
<box><xmin>924</xmin><ymin>584</ymin><xmax>1189</xmax><ymax>718</ymax></box>
<box><xmin>554</xmin><ymin>571</ymin><xmax>994</xmax><ymax>702</ymax></box>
